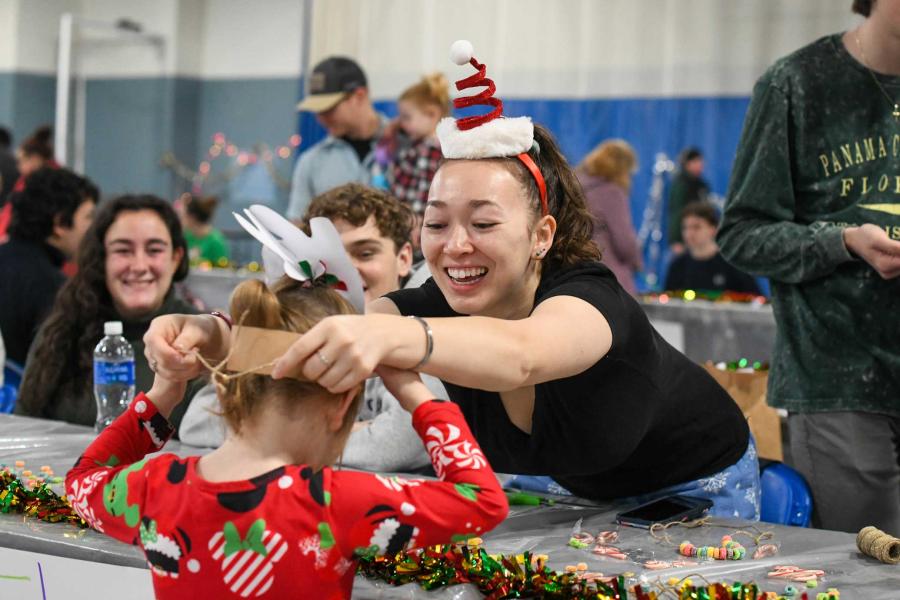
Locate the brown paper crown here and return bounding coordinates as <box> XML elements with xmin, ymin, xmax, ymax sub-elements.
<box><xmin>224</xmin><ymin>326</ymin><xmax>308</xmax><ymax>381</ymax></box>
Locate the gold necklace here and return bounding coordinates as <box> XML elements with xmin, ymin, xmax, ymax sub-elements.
<box><xmin>855</xmin><ymin>30</ymin><xmax>900</xmax><ymax>121</ymax></box>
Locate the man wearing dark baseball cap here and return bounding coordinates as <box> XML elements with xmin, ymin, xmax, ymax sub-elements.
<box><xmin>288</xmin><ymin>57</ymin><xmax>388</xmax><ymax>219</ymax></box>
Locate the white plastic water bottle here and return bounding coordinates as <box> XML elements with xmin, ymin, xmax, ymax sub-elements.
<box><xmin>93</xmin><ymin>321</ymin><xmax>135</xmax><ymax>432</ymax></box>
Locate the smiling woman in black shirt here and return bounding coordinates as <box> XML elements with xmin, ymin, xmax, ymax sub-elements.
<box><xmin>385</xmin><ymin>260</ymin><xmax>749</xmax><ymax>501</ymax></box>
<box><xmin>145</xmin><ymin>123</ymin><xmax>754</xmax><ymax>515</ymax></box>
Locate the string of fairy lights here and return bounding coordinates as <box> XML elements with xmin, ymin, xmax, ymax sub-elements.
<box><xmin>160</xmin><ymin>132</ymin><xmax>302</xmax><ymax>193</ymax></box>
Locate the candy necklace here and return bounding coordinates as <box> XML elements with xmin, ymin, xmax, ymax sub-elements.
<box><xmin>679</xmin><ymin>535</ymin><xmax>745</xmax><ymax>560</ymax></box>
<box><xmin>649</xmin><ymin>517</ymin><xmax>776</xmax><ymax>561</ymax></box>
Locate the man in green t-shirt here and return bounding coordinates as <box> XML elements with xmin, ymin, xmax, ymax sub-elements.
<box><xmin>718</xmin><ymin>0</ymin><xmax>900</xmax><ymax>533</ymax></box>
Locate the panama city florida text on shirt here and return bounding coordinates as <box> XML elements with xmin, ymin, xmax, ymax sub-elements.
<box><xmin>818</xmin><ymin>133</ymin><xmax>899</xmax><ymax>198</ymax></box>
<box><xmin>816</xmin><ymin>134</ymin><xmax>899</xmax><ymax>238</ymax></box>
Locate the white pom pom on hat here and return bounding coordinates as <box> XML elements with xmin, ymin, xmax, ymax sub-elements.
<box><xmin>449</xmin><ymin>40</ymin><xmax>474</xmax><ymax>65</ymax></box>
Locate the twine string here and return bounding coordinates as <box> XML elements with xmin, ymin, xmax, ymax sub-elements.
<box><xmin>189</xmin><ymin>311</ymin><xmax>282</xmax><ymax>395</ymax></box>
<box><xmin>649</xmin><ymin>517</ymin><xmax>775</xmax><ymax>548</ymax></box>
<box><xmin>857</xmin><ymin>526</ymin><xmax>900</xmax><ymax>565</ymax></box>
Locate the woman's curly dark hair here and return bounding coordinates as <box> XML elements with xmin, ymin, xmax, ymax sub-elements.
<box><xmin>17</xmin><ymin>195</ymin><xmax>189</xmax><ymax>415</ymax></box>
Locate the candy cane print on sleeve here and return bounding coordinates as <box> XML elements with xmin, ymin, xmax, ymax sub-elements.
<box><xmin>424</xmin><ymin>423</ymin><xmax>487</xmax><ymax>479</ymax></box>
<box><xmin>374</xmin><ymin>474</ymin><xmax>423</xmax><ymax>492</ymax></box>
<box><xmin>69</xmin><ymin>470</ymin><xmax>109</xmax><ymax>532</ymax></box>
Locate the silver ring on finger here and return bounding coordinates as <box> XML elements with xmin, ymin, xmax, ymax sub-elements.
<box><xmin>316</xmin><ymin>351</ymin><xmax>330</xmax><ymax>367</ymax></box>
<box><xmin>149</xmin><ymin>360</ymin><xmax>159</xmax><ymax>373</ymax></box>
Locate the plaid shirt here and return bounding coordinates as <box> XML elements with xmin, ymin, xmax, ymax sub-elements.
<box><xmin>389</xmin><ymin>138</ymin><xmax>443</xmax><ymax>214</ymax></box>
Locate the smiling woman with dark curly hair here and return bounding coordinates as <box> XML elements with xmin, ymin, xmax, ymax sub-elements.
<box><xmin>16</xmin><ymin>195</ymin><xmax>203</xmax><ymax>431</ymax></box>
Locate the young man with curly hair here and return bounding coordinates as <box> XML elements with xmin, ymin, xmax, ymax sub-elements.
<box><xmin>0</xmin><ymin>167</ymin><xmax>98</xmax><ymax>363</ymax></box>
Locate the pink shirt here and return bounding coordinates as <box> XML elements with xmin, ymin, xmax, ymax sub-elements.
<box><xmin>576</xmin><ymin>169</ymin><xmax>642</xmax><ymax>295</ymax></box>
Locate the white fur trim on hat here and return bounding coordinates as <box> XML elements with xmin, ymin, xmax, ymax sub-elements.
<box><xmin>437</xmin><ymin>116</ymin><xmax>534</xmax><ymax>159</ymax></box>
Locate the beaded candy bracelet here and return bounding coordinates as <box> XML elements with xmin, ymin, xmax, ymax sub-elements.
<box><xmin>679</xmin><ymin>535</ymin><xmax>746</xmax><ymax>560</ymax></box>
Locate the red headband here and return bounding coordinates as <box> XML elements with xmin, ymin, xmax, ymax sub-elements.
<box><xmin>516</xmin><ymin>152</ymin><xmax>548</xmax><ymax>216</ymax></box>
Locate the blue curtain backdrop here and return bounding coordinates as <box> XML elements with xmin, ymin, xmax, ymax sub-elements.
<box><xmin>297</xmin><ymin>95</ymin><xmax>755</xmax><ymax>292</ymax></box>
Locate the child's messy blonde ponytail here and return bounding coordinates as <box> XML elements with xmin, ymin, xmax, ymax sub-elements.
<box><xmin>219</xmin><ymin>277</ymin><xmax>360</xmax><ymax>435</ymax></box>
<box><xmin>399</xmin><ymin>72</ymin><xmax>451</xmax><ymax>117</ymax></box>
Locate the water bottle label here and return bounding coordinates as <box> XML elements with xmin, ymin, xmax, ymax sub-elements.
<box><xmin>94</xmin><ymin>361</ymin><xmax>135</xmax><ymax>385</ymax></box>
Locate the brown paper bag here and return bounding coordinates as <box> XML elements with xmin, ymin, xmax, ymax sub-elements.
<box><xmin>704</xmin><ymin>361</ymin><xmax>783</xmax><ymax>461</ymax></box>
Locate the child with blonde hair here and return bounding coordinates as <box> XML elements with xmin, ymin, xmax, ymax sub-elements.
<box><xmin>66</xmin><ymin>208</ymin><xmax>507</xmax><ymax>599</ymax></box>
<box><xmin>388</xmin><ymin>73</ymin><xmax>451</xmax><ymax>247</ymax></box>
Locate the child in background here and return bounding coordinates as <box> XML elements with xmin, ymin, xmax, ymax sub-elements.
<box><xmin>66</xmin><ymin>214</ymin><xmax>507</xmax><ymax>599</ymax></box>
<box><xmin>388</xmin><ymin>73</ymin><xmax>450</xmax><ymax>249</ymax></box>
<box><xmin>178</xmin><ymin>193</ymin><xmax>230</xmax><ymax>266</ymax></box>
<box><xmin>664</xmin><ymin>202</ymin><xmax>761</xmax><ymax>295</ymax></box>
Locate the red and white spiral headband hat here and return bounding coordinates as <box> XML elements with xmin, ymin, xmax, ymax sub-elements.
<box><xmin>437</xmin><ymin>40</ymin><xmax>548</xmax><ymax>216</ymax></box>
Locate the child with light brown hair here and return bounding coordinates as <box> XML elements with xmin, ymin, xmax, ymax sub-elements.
<box><xmin>388</xmin><ymin>73</ymin><xmax>451</xmax><ymax>247</ymax></box>
<box><xmin>66</xmin><ymin>211</ymin><xmax>507</xmax><ymax>599</ymax></box>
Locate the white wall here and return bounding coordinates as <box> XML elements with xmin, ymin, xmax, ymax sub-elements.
<box><xmin>0</xmin><ymin>0</ymin><xmax>180</xmax><ymax>77</ymax></box>
<box><xmin>13</xmin><ymin>0</ymin><xmax>79</xmax><ymax>74</ymax></box>
<box><xmin>1</xmin><ymin>0</ymin><xmax>862</xmax><ymax>93</ymax></box>
<box><xmin>1</xmin><ymin>0</ymin><xmax>303</xmax><ymax>80</ymax></box>
<box><xmin>0</xmin><ymin>0</ymin><xmax>20</xmax><ymax>71</ymax></box>
<box><xmin>174</xmin><ymin>0</ymin><xmax>206</xmax><ymax>76</ymax></box>
<box><xmin>75</xmin><ymin>0</ymin><xmax>179</xmax><ymax>78</ymax></box>
<box><xmin>199</xmin><ymin>0</ymin><xmax>303</xmax><ymax>79</ymax></box>
<box><xmin>309</xmin><ymin>0</ymin><xmax>862</xmax><ymax>99</ymax></box>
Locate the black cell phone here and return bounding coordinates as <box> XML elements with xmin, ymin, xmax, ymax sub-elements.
<box><xmin>615</xmin><ymin>494</ymin><xmax>713</xmax><ymax>529</ymax></box>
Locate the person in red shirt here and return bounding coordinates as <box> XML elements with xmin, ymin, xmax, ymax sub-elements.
<box><xmin>0</xmin><ymin>125</ymin><xmax>60</xmax><ymax>243</ymax></box>
<box><xmin>66</xmin><ymin>273</ymin><xmax>507</xmax><ymax>599</ymax></box>
<box><xmin>14</xmin><ymin>125</ymin><xmax>57</xmax><ymax>191</ymax></box>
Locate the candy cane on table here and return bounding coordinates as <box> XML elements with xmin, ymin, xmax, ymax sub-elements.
<box><xmin>596</xmin><ymin>531</ymin><xmax>619</xmax><ymax>545</ymax></box>
<box><xmin>767</xmin><ymin>566</ymin><xmax>825</xmax><ymax>581</ymax></box>
<box><xmin>592</xmin><ymin>545</ymin><xmax>628</xmax><ymax>560</ymax></box>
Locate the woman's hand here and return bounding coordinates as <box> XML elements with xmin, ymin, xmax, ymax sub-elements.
<box><xmin>376</xmin><ymin>366</ymin><xmax>433</xmax><ymax>413</ymax></box>
<box><xmin>143</xmin><ymin>314</ymin><xmax>230</xmax><ymax>382</ymax></box>
<box><xmin>273</xmin><ymin>313</ymin><xmax>419</xmax><ymax>394</ymax></box>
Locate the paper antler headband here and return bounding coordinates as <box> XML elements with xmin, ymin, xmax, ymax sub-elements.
<box><xmin>202</xmin><ymin>206</ymin><xmax>366</xmax><ymax>381</ymax></box>
<box><xmin>233</xmin><ymin>205</ymin><xmax>365</xmax><ymax>313</ymax></box>
<box><xmin>437</xmin><ymin>40</ymin><xmax>548</xmax><ymax>216</ymax></box>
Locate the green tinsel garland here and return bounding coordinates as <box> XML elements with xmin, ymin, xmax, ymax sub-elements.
<box><xmin>0</xmin><ymin>469</ymin><xmax>86</xmax><ymax>527</ymax></box>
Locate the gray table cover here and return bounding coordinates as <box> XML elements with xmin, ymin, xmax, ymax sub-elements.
<box><xmin>640</xmin><ymin>299</ymin><xmax>777</xmax><ymax>364</ymax></box>
<box><xmin>0</xmin><ymin>415</ymin><xmax>896</xmax><ymax>598</ymax></box>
